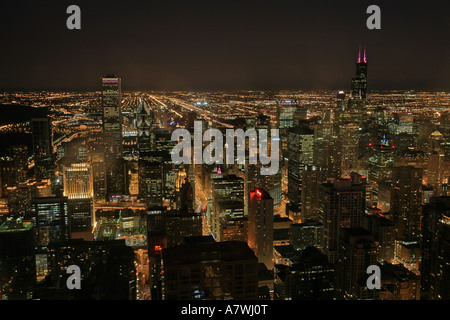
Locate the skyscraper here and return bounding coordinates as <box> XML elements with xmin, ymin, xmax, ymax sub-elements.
<box><xmin>319</xmin><ymin>174</ymin><xmax>367</xmax><ymax>263</ymax></box>
<box><xmin>421</xmin><ymin>196</ymin><xmax>450</xmax><ymax>299</ymax></box>
<box><xmin>287</xmin><ymin>125</ymin><xmax>315</xmax><ymax>204</ymax></box>
<box><xmin>274</xmin><ymin>246</ymin><xmax>334</xmax><ymax>300</ymax></box>
<box><xmin>248</xmin><ymin>188</ymin><xmax>274</xmax><ymax>270</ymax></box>
<box><xmin>101</xmin><ymin>75</ymin><xmax>123</xmax><ymax>156</ymax></box>
<box><xmin>391</xmin><ymin>166</ymin><xmax>423</xmax><ymax>243</ymax></box>
<box><xmin>162</xmin><ymin>237</ymin><xmax>258</xmax><ymax>300</ymax></box>
<box><xmin>335</xmin><ymin>228</ymin><xmax>379</xmax><ymax>300</ymax></box>
<box><xmin>351</xmin><ymin>46</ymin><xmax>368</xmax><ymax>100</ymax></box>
<box><xmin>0</xmin><ymin>217</ymin><xmax>35</xmax><ymax>300</ymax></box>
<box><xmin>348</xmin><ymin>46</ymin><xmax>368</xmax><ymax>124</ymax></box>
<box><xmin>31</xmin><ymin>196</ymin><xmax>69</xmax><ymax>247</ymax></box>
<box><xmin>63</xmin><ymin>162</ymin><xmax>94</xmax><ymax>200</ymax></box>
<box><xmin>136</xmin><ymin>98</ymin><xmax>153</xmax><ymax>155</ymax></box>
<box><xmin>31</xmin><ymin>117</ymin><xmax>54</xmax><ymax>181</ymax></box>
<box><xmin>31</xmin><ymin>117</ymin><xmax>53</xmax><ymax>157</ymax></box>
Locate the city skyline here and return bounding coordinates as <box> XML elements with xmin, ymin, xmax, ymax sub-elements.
<box><xmin>1</xmin><ymin>1</ymin><xmax>450</xmax><ymax>305</ymax></box>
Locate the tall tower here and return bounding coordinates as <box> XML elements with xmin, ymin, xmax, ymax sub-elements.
<box><xmin>248</xmin><ymin>188</ymin><xmax>274</xmax><ymax>270</ymax></box>
<box><xmin>351</xmin><ymin>46</ymin><xmax>368</xmax><ymax>100</ymax></box>
<box><xmin>391</xmin><ymin>166</ymin><xmax>423</xmax><ymax>243</ymax></box>
<box><xmin>101</xmin><ymin>75</ymin><xmax>123</xmax><ymax>156</ymax></box>
<box><xmin>32</xmin><ymin>117</ymin><xmax>55</xmax><ymax>181</ymax></box>
<box><xmin>319</xmin><ymin>174</ymin><xmax>367</xmax><ymax>263</ymax></box>
<box><xmin>287</xmin><ymin>125</ymin><xmax>315</xmax><ymax>204</ymax></box>
<box><xmin>136</xmin><ymin>99</ymin><xmax>153</xmax><ymax>155</ymax></box>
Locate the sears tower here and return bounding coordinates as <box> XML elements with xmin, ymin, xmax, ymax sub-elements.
<box><xmin>347</xmin><ymin>46</ymin><xmax>368</xmax><ymax>123</ymax></box>
<box><xmin>351</xmin><ymin>46</ymin><xmax>368</xmax><ymax>99</ymax></box>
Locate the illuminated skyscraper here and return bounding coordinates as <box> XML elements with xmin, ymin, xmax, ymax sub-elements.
<box><xmin>391</xmin><ymin>166</ymin><xmax>423</xmax><ymax>243</ymax></box>
<box><xmin>63</xmin><ymin>162</ymin><xmax>94</xmax><ymax>199</ymax></box>
<box><xmin>101</xmin><ymin>75</ymin><xmax>123</xmax><ymax>156</ymax></box>
<box><xmin>348</xmin><ymin>46</ymin><xmax>368</xmax><ymax>124</ymax></box>
<box><xmin>287</xmin><ymin>125</ymin><xmax>315</xmax><ymax>204</ymax></box>
<box><xmin>136</xmin><ymin>99</ymin><xmax>153</xmax><ymax>155</ymax></box>
<box><xmin>340</xmin><ymin>123</ymin><xmax>360</xmax><ymax>177</ymax></box>
<box><xmin>9</xmin><ymin>145</ymin><xmax>29</xmax><ymax>184</ymax></box>
<box><xmin>351</xmin><ymin>46</ymin><xmax>368</xmax><ymax>100</ymax></box>
<box><xmin>138</xmin><ymin>159</ymin><xmax>163</xmax><ymax>207</ymax></box>
<box><xmin>319</xmin><ymin>174</ymin><xmax>367</xmax><ymax>263</ymax></box>
<box><xmin>300</xmin><ymin>165</ymin><xmax>324</xmax><ymax>222</ymax></box>
<box><xmin>248</xmin><ymin>188</ymin><xmax>274</xmax><ymax>270</ymax></box>
<box><xmin>31</xmin><ymin>196</ymin><xmax>69</xmax><ymax>247</ymax></box>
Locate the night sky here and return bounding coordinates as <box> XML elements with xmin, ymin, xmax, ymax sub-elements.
<box><xmin>0</xmin><ymin>0</ymin><xmax>448</xmax><ymax>91</ymax></box>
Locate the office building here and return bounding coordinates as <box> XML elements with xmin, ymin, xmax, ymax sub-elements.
<box><xmin>335</xmin><ymin>228</ymin><xmax>379</xmax><ymax>300</ymax></box>
<box><xmin>31</xmin><ymin>196</ymin><xmax>69</xmax><ymax>247</ymax></box>
<box><xmin>248</xmin><ymin>188</ymin><xmax>274</xmax><ymax>270</ymax></box>
<box><xmin>101</xmin><ymin>75</ymin><xmax>123</xmax><ymax>156</ymax></box>
<box><xmin>421</xmin><ymin>196</ymin><xmax>450</xmax><ymax>299</ymax></box>
<box><xmin>162</xmin><ymin>237</ymin><xmax>258</xmax><ymax>300</ymax></box>
<box><xmin>319</xmin><ymin>174</ymin><xmax>367</xmax><ymax>263</ymax></box>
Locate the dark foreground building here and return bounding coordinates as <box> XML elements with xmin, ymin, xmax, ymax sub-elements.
<box><xmin>162</xmin><ymin>236</ymin><xmax>258</xmax><ymax>300</ymax></box>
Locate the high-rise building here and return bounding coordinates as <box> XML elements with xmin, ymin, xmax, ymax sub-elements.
<box><xmin>368</xmin><ymin>142</ymin><xmax>395</xmax><ymax>206</ymax></box>
<box><xmin>391</xmin><ymin>166</ymin><xmax>423</xmax><ymax>243</ymax></box>
<box><xmin>0</xmin><ymin>217</ymin><xmax>35</xmax><ymax>300</ymax></box>
<box><xmin>63</xmin><ymin>162</ymin><xmax>94</xmax><ymax>199</ymax></box>
<box><xmin>45</xmin><ymin>239</ymin><xmax>136</xmax><ymax>300</ymax></box>
<box><xmin>68</xmin><ymin>198</ymin><xmax>93</xmax><ymax>234</ymax></box>
<box><xmin>379</xmin><ymin>262</ymin><xmax>420</xmax><ymax>300</ymax></box>
<box><xmin>248</xmin><ymin>188</ymin><xmax>274</xmax><ymax>270</ymax></box>
<box><xmin>289</xmin><ymin>219</ymin><xmax>323</xmax><ymax>251</ymax></box>
<box><xmin>347</xmin><ymin>46</ymin><xmax>368</xmax><ymax>124</ymax></box>
<box><xmin>9</xmin><ymin>145</ymin><xmax>29</xmax><ymax>184</ymax></box>
<box><xmin>363</xmin><ymin>213</ymin><xmax>395</xmax><ymax>263</ymax></box>
<box><xmin>276</xmin><ymin>100</ymin><xmax>307</xmax><ymax>161</ymax></box>
<box><xmin>351</xmin><ymin>46</ymin><xmax>368</xmax><ymax>100</ymax></box>
<box><xmin>274</xmin><ymin>246</ymin><xmax>334</xmax><ymax>300</ymax></box>
<box><xmin>31</xmin><ymin>196</ymin><xmax>69</xmax><ymax>247</ymax></box>
<box><xmin>335</xmin><ymin>228</ymin><xmax>379</xmax><ymax>300</ymax></box>
<box><xmin>211</xmin><ymin>174</ymin><xmax>245</xmax><ymax>238</ymax></box>
<box><xmin>31</xmin><ymin>117</ymin><xmax>53</xmax><ymax>157</ymax></box>
<box><xmin>340</xmin><ymin>123</ymin><xmax>360</xmax><ymax>177</ymax></box>
<box><xmin>427</xmin><ymin>150</ymin><xmax>449</xmax><ymax>197</ymax></box>
<box><xmin>101</xmin><ymin>75</ymin><xmax>123</xmax><ymax>156</ymax></box>
<box><xmin>287</xmin><ymin>126</ymin><xmax>315</xmax><ymax>204</ymax></box>
<box><xmin>162</xmin><ymin>237</ymin><xmax>258</xmax><ymax>300</ymax></box>
<box><xmin>0</xmin><ymin>157</ymin><xmax>16</xmax><ymax>197</ymax></box>
<box><xmin>319</xmin><ymin>174</ymin><xmax>367</xmax><ymax>263</ymax></box>
<box><xmin>7</xmin><ymin>184</ymin><xmax>32</xmax><ymax>218</ymax></box>
<box><xmin>136</xmin><ymin>99</ymin><xmax>153</xmax><ymax>155</ymax></box>
<box><xmin>421</xmin><ymin>196</ymin><xmax>450</xmax><ymax>299</ymax></box>
<box><xmin>138</xmin><ymin>159</ymin><xmax>163</xmax><ymax>207</ymax></box>
<box><xmin>31</xmin><ymin>117</ymin><xmax>54</xmax><ymax>181</ymax></box>
<box><xmin>300</xmin><ymin>165</ymin><xmax>324</xmax><ymax>222</ymax></box>
<box><xmin>165</xmin><ymin>211</ymin><xmax>203</xmax><ymax>247</ymax></box>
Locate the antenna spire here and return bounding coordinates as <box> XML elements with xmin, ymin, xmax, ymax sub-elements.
<box><xmin>357</xmin><ymin>45</ymin><xmax>362</xmax><ymax>63</ymax></box>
